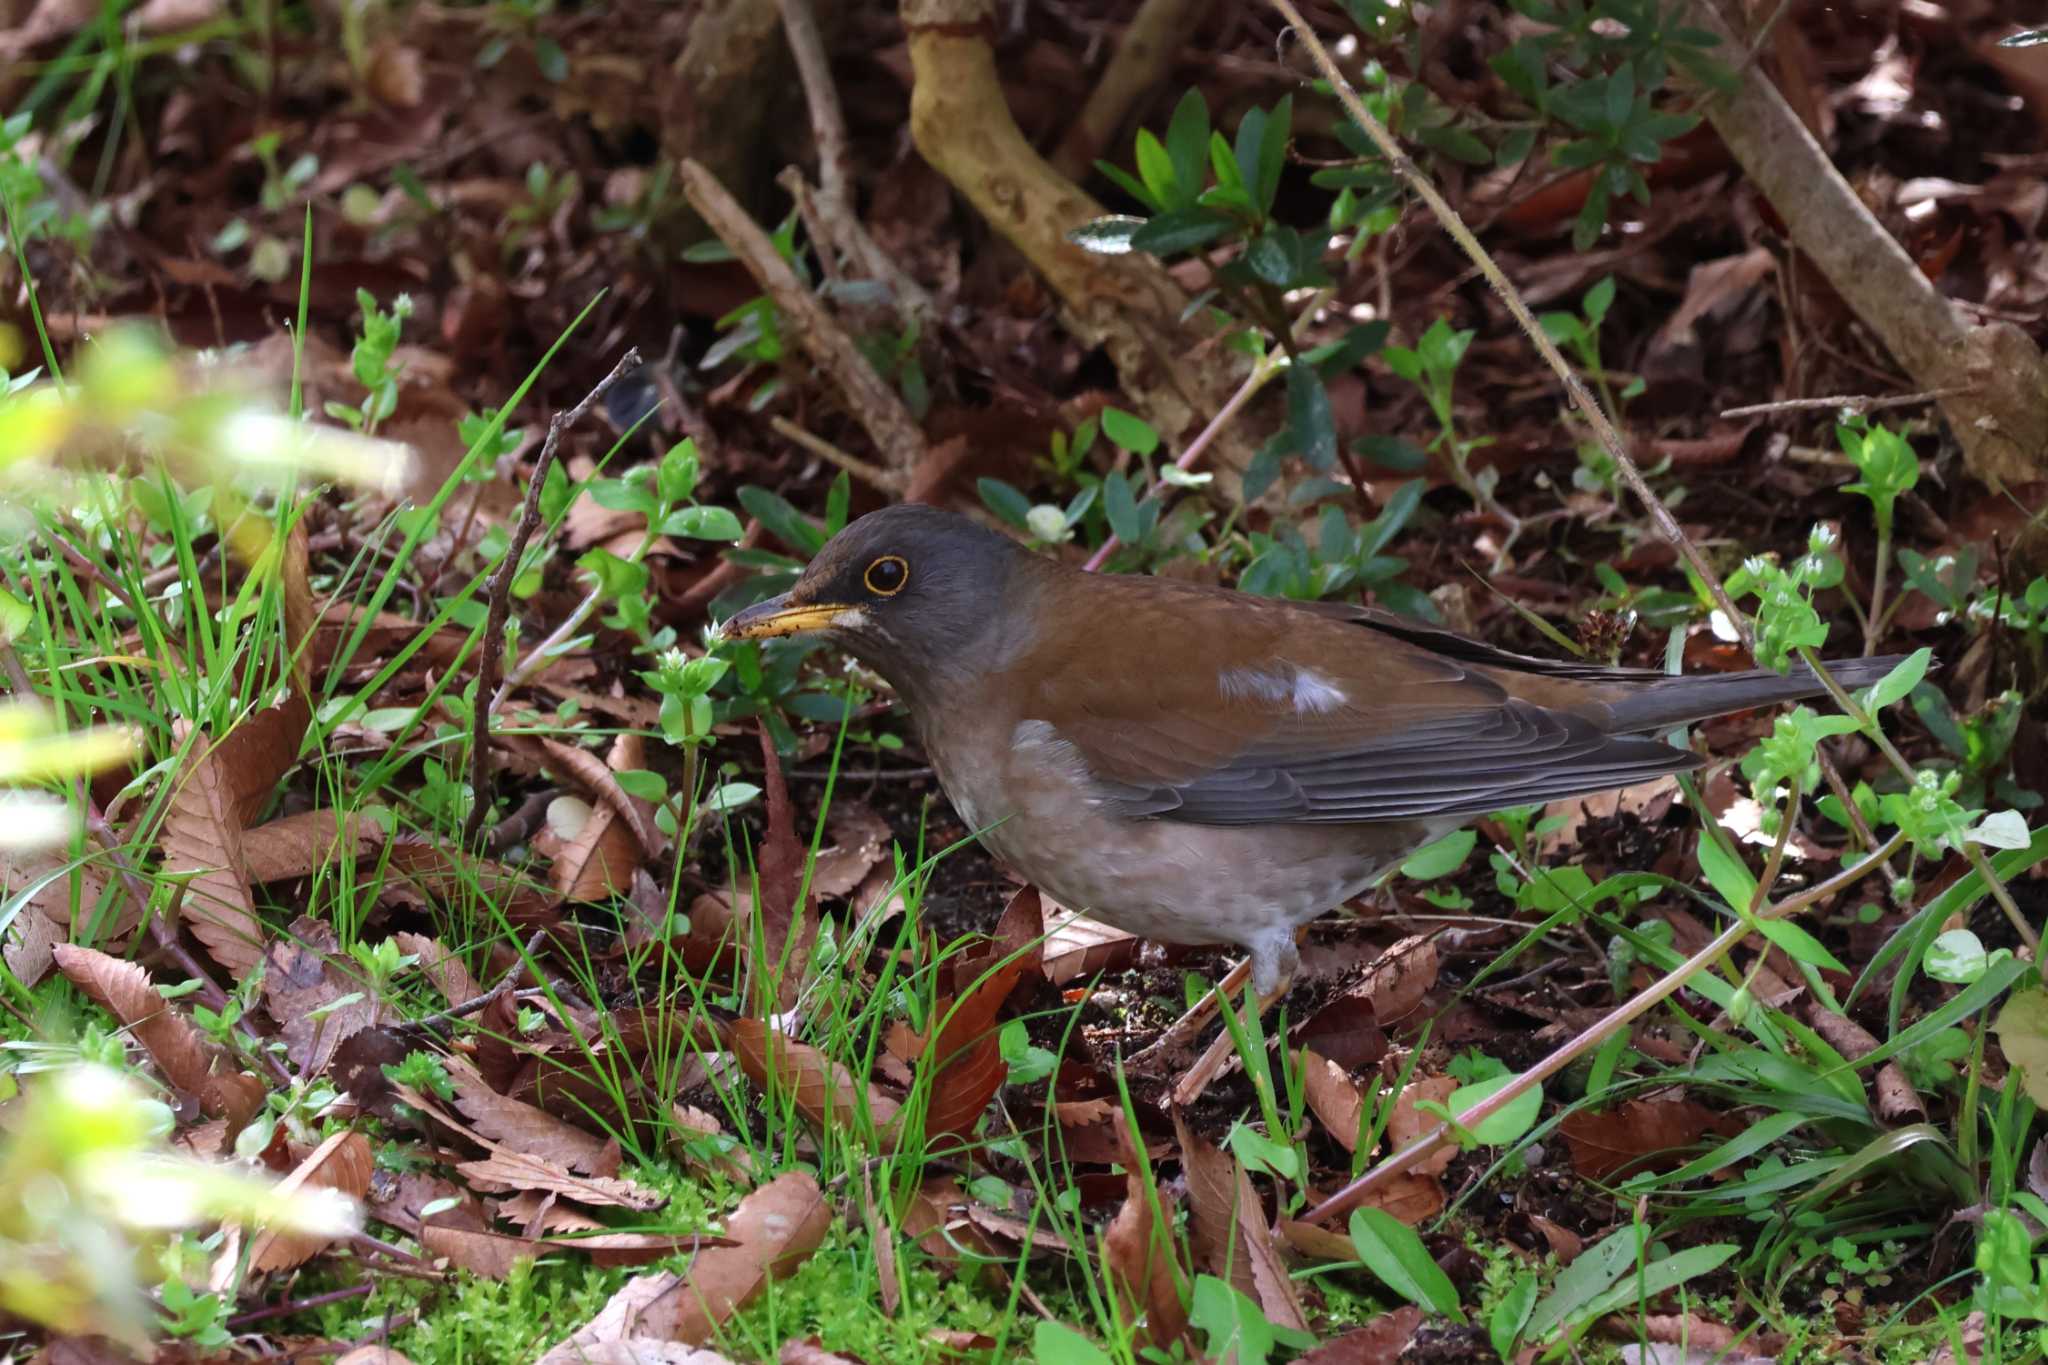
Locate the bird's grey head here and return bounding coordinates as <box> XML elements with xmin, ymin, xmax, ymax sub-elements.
<box><xmin>714</xmin><ymin>504</ymin><xmax>1032</xmax><ymax>699</ymax></box>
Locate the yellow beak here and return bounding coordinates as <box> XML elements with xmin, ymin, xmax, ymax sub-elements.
<box><xmin>712</xmin><ymin>592</ymin><xmax>865</xmax><ymax>643</ymax></box>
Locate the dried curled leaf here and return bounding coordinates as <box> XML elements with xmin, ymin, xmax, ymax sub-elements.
<box><xmin>246</xmin><ymin>1130</ymin><xmax>374</xmax><ymax>1272</ymax></box>
<box><xmin>163</xmin><ymin>721</ymin><xmax>266</xmax><ymax>978</ymax></box>
<box><xmin>52</xmin><ymin>943</ymin><xmax>264</xmax><ymax>1127</ymax></box>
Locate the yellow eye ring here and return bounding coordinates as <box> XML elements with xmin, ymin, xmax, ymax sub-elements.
<box><xmin>864</xmin><ymin>555</ymin><xmax>909</xmax><ymax>596</ymax></box>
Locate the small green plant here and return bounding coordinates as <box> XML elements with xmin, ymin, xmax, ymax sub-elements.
<box><xmin>324</xmin><ymin>289</ymin><xmax>415</xmax><ymax>436</ymax></box>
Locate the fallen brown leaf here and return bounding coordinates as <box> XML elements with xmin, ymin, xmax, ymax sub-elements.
<box><xmin>1559</xmin><ymin>1097</ymin><xmax>1722</xmax><ymax>1183</ymax></box>
<box><xmin>446</xmin><ymin>1055</ymin><xmax>616</xmax><ymax>1175</ymax></box>
<box><xmin>1362</xmin><ymin>935</ymin><xmax>1438</xmax><ymax>1025</ymax></box>
<box><xmin>205</xmin><ymin>694</ymin><xmax>310</xmax><ymax>831</ymax></box>
<box><xmin>540</xmin><ymin>734</ymin><xmax>662</xmax><ymax>856</ymax></box>
<box><xmin>807</xmin><ymin>801</ymin><xmax>892</xmax><ymax>899</ymax></box>
<box><xmin>1294</xmin><ymin>1305</ymin><xmax>1424</xmax><ymax>1362</ymax></box>
<box><xmin>394</xmin><ymin>933</ymin><xmax>483</xmax><ymax>1007</ymax></box>
<box><xmin>1385</xmin><ymin>1076</ymin><xmax>1458</xmax><ymax>1176</ymax></box>
<box><xmin>730</xmin><ymin>1017</ymin><xmax>902</xmax><ymax>1133</ymax></box>
<box><xmin>262</xmin><ymin>916</ymin><xmax>388</xmax><ymax>1076</ymax></box>
<box><xmin>395</xmin><ymin>1083</ymin><xmax>666</xmax><ymax>1211</ymax></box>
<box><xmin>0</xmin><ymin>847</ymin><xmax>116</xmax><ymax>984</ymax></box>
<box><xmin>333</xmin><ymin>1348</ymin><xmax>417</xmax><ymax>1365</ymax></box>
<box><xmin>242</xmin><ymin>809</ymin><xmax>383</xmax><ymax>884</ymax></box>
<box><xmin>246</xmin><ymin>1130</ymin><xmax>373</xmax><ymax>1272</ymax></box>
<box><xmin>548</xmin><ymin>796</ymin><xmax>645</xmax><ymax>903</ymax></box>
<box><xmin>631</xmin><ymin>1171</ymin><xmax>833</xmax><ymax>1344</ymax></box>
<box><xmin>1042</xmin><ymin>906</ymin><xmax>1138</xmax><ymax>984</ymax></box>
<box><xmin>51</xmin><ymin>944</ymin><xmax>264</xmax><ymax>1127</ymax></box>
<box><xmin>1300</xmin><ymin>1048</ymin><xmax>1370</xmax><ymax>1153</ymax></box>
<box><xmin>163</xmin><ymin>720</ymin><xmax>266</xmax><ymax>978</ymax></box>
<box><xmin>1172</xmin><ymin>1111</ymin><xmax>1307</xmax><ymax>1331</ymax></box>
<box><xmin>1102</xmin><ymin>1133</ymin><xmax>1187</xmax><ymax>1352</ymax></box>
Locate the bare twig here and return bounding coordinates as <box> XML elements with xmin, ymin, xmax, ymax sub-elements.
<box><xmin>1680</xmin><ymin>0</ymin><xmax>2048</xmax><ymax>488</ymax></box>
<box><xmin>463</xmin><ymin>349</ymin><xmax>642</xmax><ymax>847</ymax></box>
<box><xmin>1719</xmin><ymin>386</ymin><xmax>1974</xmax><ymax>420</ymax></box>
<box><xmin>397</xmin><ymin>929</ymin><xmax>548</xmax><ymax>1036</ymax></box>
<box><xmin>680</xmin><ymin>157</ymin><xmax>929</xmax><ymax>475</ymax></box>
<box><xmin>768</xmin><ymin>414</ymin><xmax>906</xmax><ymax>496</ymax></box>
<box><xmin>1300</xmin><ymin>830</ymin><xmax>1909</xmax><ymax>1226</ymax></box>
<box><xmin>1082</xmin><ymin>285</ymin><xmax>1332</xmax><ymax>572</ymax></box>
<box><xmin>777</xmin><ymin>0</ymin><xmax>937</xmax><ymax>332</ymax></box>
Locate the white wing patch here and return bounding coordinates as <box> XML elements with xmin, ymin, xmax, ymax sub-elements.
<box><xmin>1219</xmin><ymin>664</ymin><xmax>1347</xmax><ymax>715</ymax></box>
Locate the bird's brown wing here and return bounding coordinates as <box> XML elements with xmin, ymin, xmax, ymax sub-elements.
<box><xmin>1007</xmin><ymin>582</ymin><xmax>1694</xmax><ymax>826</ymax></box>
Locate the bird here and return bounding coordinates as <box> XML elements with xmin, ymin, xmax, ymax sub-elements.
<box><xmin>714</xmin><ymin>503</ymin><xmax>1903</xmax><ymax>1067</ymax></box>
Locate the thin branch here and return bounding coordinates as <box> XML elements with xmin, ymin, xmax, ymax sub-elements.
<box><xmin>1268</xmin><ymin>0</ymin><xmax>1753</xmax><ymax>644</ymax></box>
<box><xmin>463</xmin><ymin>349</ymin><xmax>642</xmax><ymax>847</ymax></box>
<box><xmin>1083</xmin><ymin>286</ymin><xmax>1332</xmax><ymax>572</ymax></box>
<box><xmin>397</xmin><ymin>929</ymin><xmax>547</xmax><ymax>1037</ymax></box>
<box><xmin>1269</xmin><ymin>0</ymin><xmax>2030</xmax><ymax>1225</ymax></box>
<box><xmin>680</xmin><ymin>157</ymin><xmax>929</xmax><ymax>475</ymax></box>
<box><xmin>1719</xmin><ymin>386</ymin><xmax>1974</xmax><ymax>420</ymax></box>
<box><xmin>1299</xmin><ymin>830</ymin><xmax>1909</xmax><ymax>1226</ymax></box>
<box><xmin>768</xmin><ymin>414</ymin><xmax>906</xmax><ymax>495</ymax></box>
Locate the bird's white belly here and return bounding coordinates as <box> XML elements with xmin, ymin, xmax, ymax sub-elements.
<box><xmin>924</xmin><ymin>714</ymin><xmax>1428</xmax><ymax>953</ymax></box>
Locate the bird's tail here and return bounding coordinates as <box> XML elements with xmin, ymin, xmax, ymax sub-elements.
<box><xmin>1605</xmin><ymin>654</ymin><xmax>1913</xmax><ymax>734</ymax></box>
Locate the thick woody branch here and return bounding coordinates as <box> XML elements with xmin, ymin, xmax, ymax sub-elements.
<box><xmin>901</xmin><ymin>0</ymin><xmax>1262</xmax><ymax>503</ymax></box>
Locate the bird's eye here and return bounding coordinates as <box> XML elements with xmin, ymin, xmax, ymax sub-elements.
<box><xmin>864</xmin><ymin>555</ymin><xmax>909</xmax><ymax>596</ymax></box>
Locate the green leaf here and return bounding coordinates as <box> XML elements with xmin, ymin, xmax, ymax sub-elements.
<box><xmin>1969</xmin><ymin>810</ymin><xmax>2031</xmax><ymax>850</ymax></box>
<box><xmin>1134</xmin><ymin>127</ymin><xmax>1178</xmax><ymax>208</ymax></box>
<box><xmin>737</xmin><ymin>485</ymin><xmax>825</xmax><ymax>556</ymax></box>
<box><xmin>1032</xmin><ymin>1321</ymin><xmax>1113</xmax><ymax>1365</ymax></box>
<box><xmin>0</xmin><ymin>587</ymin><xmax>30</xmax><ymax>644</ymax></box>
<box><xmin>614</xmin><ymin>770</ymin><xmax>667</xmax><ymax>802</ymax></box>
<box><xmin>1190</xmin><ymin>1275</ymin><xmax>1315</xmax><ymax>1361</ymax></box>
<box><xmin>1695</xmin><ymin>826</ymin><xmax>1757</xmax><ymax>910</ymax></box>
<box><xmin>1245</xmin><ymin>229</ymin><xmax>1296</xmax><ymax>286</ymax></box>
<box><xmin>1523</xmin><ymin>1229</ymin><xmax>1639</xmax><ymax>1343</ymax></box>
<box><xmin>1102</xmin><ymin>471</ymin><xmax>1142</xmax><ymax>545</ymax></box>
<box><xmin>1401</xmin><ymin>829</ymin><xmax>1476</xmax><ymax>880</ymax></box>
<box><xmin>1490</xmin><ymin>1271</ymin><xmax>1538</xmax><ymax>1359</ymax></box>
<box><xmin>1997</xmin><ymin>987</ymin><xmax>2048</xmax><ymax>1107</ymax></box>
<box><xmin>1444</xmin><ymin>1072</ymin><xmax>1542</xmax><ymax>1147</ymax></box>
<box><xmin>1093</xmin><ymin>159</ymin><xmax>1160</xmax><ymax>212</ymax></box>
<box><xmin>1286</xmin><ymin>364</ymin><xmax>1337</xmax><ymax>471</ymax></box>
<box><xmin>977</xmin><ymin>477</ymin><xmax>1033</xmax><ymax>529</ymax></box>
<box><xmin>1165</xmin><ymin>88</ymin><xmax>1211</xmax><ymax>206</ymax></box>
<box><xmin>1572</xmin><ymin>1244</ymin><xmax>1739</xmax><ymax>1332</ymax></box>
<box><xmin>1100</xmin><ymin>407</ymin><xmax>1160</xmax><ymax>456</ymax></box>
<box><xmin>1860</xmin><ymin>648</ymin><xmax>1931</xmax><ymax>712</ymax></box>
<box><xmin>1924</xmin><ymin>928</ymin><xmax>1988</xmax><ymax>985</ymax></box>
<box><xmin>1755</xmin><ymin>918</ymin><xmax>1848</xmax><ymax>974</ymax></box>
<box><xmin>1349</xmin><ymin>1208</ymin><xmax>1465</xmax><ymax>1321</ymax></box>
<box><xmin>660</xmin><ymin>505</ymin><xmax>743</xmax><ymax>541</ymax></box>
<box><xmin>1128</xmin><ymin>206</ymin><xmax>1233</xmax><ymax>256</ymax></box>
<box><xmin>1257</xmin><ymin>94</ymin><xmax>1292</xmax><ymax>212</ymax></box>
